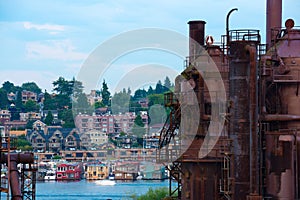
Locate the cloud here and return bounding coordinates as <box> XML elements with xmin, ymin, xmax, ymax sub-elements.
<box><xmin>23</xmin><ymin>22</ymin><xmax>65</xmax><ymax>32</ymax></box>
<box><xmin>26</xmin><ymin>40</ymin><xmax>88</xmax><ymax>61</ymax></box>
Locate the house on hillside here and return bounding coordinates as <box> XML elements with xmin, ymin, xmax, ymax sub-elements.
<box><xmin>27</xmin><ymin>128</ymin><xmax>81</xmax><ymax>153</ymax></box>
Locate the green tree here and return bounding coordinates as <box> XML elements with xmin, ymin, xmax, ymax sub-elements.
<box><xmin>148</xmin><ymin>94</ymin><xmax>164</xmax><ymax>107</ymax></box>
<box><xmin>72</xmin><ymin>78</ymin><xmax>84</xmax><ymax>98</ymax></box>
<box><xmin>111</xmin><ymin>89</ymin><xmax>131</xmax><ymax>114</ymax></box>
<box><xmin>155</xmin><ymin>80</ymin><xmax>163</xmax><ymax>94</ymax></box>
<box><xmin>2</xmin><ymin>81</ymin><xmax>15</xmax><ymax>93</ymax></box>
<box><xmin>133</xmin><ymin>89</ymin><xmax>147</xmax><ymax>100</ymax></box>
<box><xmin>21</xmin><ymin>82</ymin><xmax>41</xmax><ymax>94</ymax></box>
<box><xmin>59</xmin><ymin>109</ymin><xmax>75</xmax><ymax>128</ymax></box>
<box><xmin>73</xmin><ymin>93</ymin><xmax>92</xmax><ymax>115</ymax></box>
<box><xmin>53</xmin><ymin>77</ymin><xmax>73</xmax><ymax>96</ymax></box>
<box><xmin>147</xmin><ymin>86</ymin><xmax>154</xmax><ymax>95</ymax></box>
<box><xmin>0</xmin><ymin>88</ymin><xmax>8</xmax><ymax>109</ymax></box>
<box><xmin>44</xmin><ymin>110</ymin><xmax>54</xmax><ymax>125</ymax></box>
<box><xmin>164</xmin><ymin>76</ymin><xmax>172</xmax><ymax>89</ymax></box>
<box><xmin>131</xmin><ymin>114</ymin><xmax>146</xmax><ymax>142</ymax></box>
<box><xmin>15</xmin><ymin>90</ymin><xmax>23</xmax><ymax>110</ymax></box>
<box><xmin>94</xmin><ymin>101</ymin><xmax>105</xmax><ymax>109</ymax></box>
<box><xmin>24</xmin><ymin>99</ymin><xmax>38</xmax><ymax>112</ymax></box>
<box><xmin>131</xmin><ymin>187</ymin><xmax>169</xmax><ymax>200</ymax></box>
<box><xmin>101</xmin><ymin>80</ymin><xmax>111</xmax><ymax>106</ymax></box>
<box><xmin>43</xmin><ymin>91</ymin><xmax>56</xmax><ymax>110</ymax></box>
<box><xmin>16</xmin><ymin>135</ymin><xmax>33</xmax><ymax>151</ymax></box>
<box><xmin>26</xmin><ymin>120</ymin><xmax>35</xmax><ymax>129</ymax></box>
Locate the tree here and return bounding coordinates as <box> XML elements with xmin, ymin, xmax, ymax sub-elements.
<box><xmin>164</xmin><ymin>76</ymin><xmax>172</xmax><ymax>89</ymax></box>
<box><xmin>131</xmin><ymin>187</ymin><xmax>169</xmax><ymax>200</ymax></box>
<box><xmin>147</xmin><ymin>86</ymin><xmax>154</xmax><ymax>95</ymax></box>
<box><xmin>155</xmin><ymin>80</ymin><xmax>163</xmax><ymax>94</ymax></box>
<box><xmin>2</xmin><ymin>81</ymin><xmax>15</xmax><ymax>93</ymax></box>
<box><xmin>26</xmin><ymin>120</ymin><xmax>35</xmax><ymax>129</ymax></box>
<box><xmin>0</xmin><ymin>88</ymin><xmax>8</xmax><ymax>109</ymax></box>
<box><xmin>133</xmin><ymin>89</ymin><xmax>147</xmax><ymax>100</ymax></box>
<box><xmin>111</xmin><ymin>89</ymin><xmax>130</xmax><ymax>114</ymax></box>
<box><xmin>24</xmin><ymin>99</ymin><xmax>38</xmax><ymax>112</ymax></box>
<box><xmin>131</xmin><ymin>114</ymin><xmax>146</xmax><ymax>142</ymax></box>
<box><xmin>73</xmin><ymin>93</ymin><xmax>92</xmax><ymax>115</ymax></box>
<box><xmin>59</xmin><ymin>109</ymin><xmax>75</xmax><ymax>128</ymax></box>
<box><xmin>44</xmin><ymin>111</ymin><xmax>54</xmax><ymax>125</ymax></box>
<box><xmin>53</xmin><ymin>77</ymin><xmax>73</xmax><ymax>96</ymax></box>
<box><xmin>72</xmin><ymin>78</ymin><xmax>84</xmax><ymax>98</ymax></box>
<box><xmin>148</xmin><ymin>94</ymin><xmax>164</xmax><ymax>107</ymax></box>
<box><xmin>16</xmin><ymin>135</ymin><xmax>33</xmax><ymax>151</ymax></box>
<box><xmin>43</xmin><ymin>91</ymin><xmax>56</xmax><ymax>110</ymax></box>
<box><xmin>101</xmin><ymin>80</ymin><xmax>111</xmax><ymax>106</ymax></box>
<box><xmin>94</xmin><ymin>101</ymin><xmax>105</xmax><ymax>109</ymax></box>
<box><xmin>22</xmin><ymin>82</ymin><xmax>42</xmax><ymax>94</ymax></box>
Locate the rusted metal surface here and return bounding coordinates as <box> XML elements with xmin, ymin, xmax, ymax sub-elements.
<box><xmin>262</xmin><ymin>21</ymin><xmax>300</xmax><ymax>199</ymax></box>
<box><xmin>229</xmin><ymin>41</ymin><xmax>252</xmax><ymax>200</ymax></box>
<box><xmin>246</xmin><ymin>44</ymin><xmax>259</xmax><ymax>196</ymax></box>
<box><xmin>188</xmin><ymin>20</ymin><xmax>206</xmax><ymax>63</ymax></box>
<box><xmin>158</xmin><ymin>0</ymin><xmax>300</xmax><ymax>199</ymax></box>
<box><xmin>1</xmin><ymin>153</ymin><xmax>35</xmax><ymax>200</ymax></box>
<box><xmin>266</xmin><ymin>0</ymin><xmax>282</xmax><ymax>49</ymax></box>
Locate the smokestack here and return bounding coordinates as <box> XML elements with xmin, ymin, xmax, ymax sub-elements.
<box><xmin>188</xmin><ymin>20</ymin><xmax>206</xmax><ymax>61</ymax></box>
<box><xmin>266</xmin><ymin>0</ymin><xmax>282</xmax><ymax>50</ymax></box>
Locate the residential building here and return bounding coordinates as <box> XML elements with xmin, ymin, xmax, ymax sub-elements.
<box><xmin>60</xmin><ymin>143</ymin><xmax>116</xmax><ymax>162</ymax></box>
<box><xmin>20</xmin><ymin>112</ymin><xmax>41</xmax><ymax>121</ymax></box>
<box><xmin>56</xmin><ymin>163</ymin><xmax>81</xmax><ymax>180</ymax></box>
<box><xmin>0</xmin><ymin>110</ymin><xmax>11</xmax><ymax>125</ymax></box>
<box><xmin>21</xmin><ymin>90</ymin><xmax>37</xmax><ymax>103</ymax></box>
<box><xmin>85</xmin><ymin>162</ymin><xmax>109</xmax><ymax>180</ymax></box>
<box><xmin>4</xmin><ymin>121</ymin><xmax>27</xmax><ymax>130</ymax></box>
<box><xmin>80</xmin><ymin>130</ymin><xmax>108</xmax><ymax>149</ymax></box>
<box><xmin>75</xmin><ymin>114</ymin><xmax>115</xmax><ymax>134</ymax></box>
<box><xmin>86</xmin><ymin>90</ymin><xmax>102</xmax><ymax>105</ymax></box>
<box><xmin>75</xmin><ymin>112</ymin><xmax>148</xmax><ymax>135</ymax></box>
<box><xmin>114</xmin><ymin>161</ymin><xmax>139</xmax><ymax>180</ymax></box>
<box><xmin>27</xmin><ymin>128</ymin><xmax>81</xmax><ymax>153</ymax></box>
<box><xmin>32</xmin><ymin>120</ymin><xmax>47</xmax><ymax>131</ymax></box>
<box><xmin>7</xmin><ymin>92</ymin><xmax>16</xmax><ymax>101</ymax></box>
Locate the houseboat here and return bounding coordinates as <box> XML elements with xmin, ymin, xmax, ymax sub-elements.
<box><xmin>85</xmin><ymin>162</ymin><xmax>109</xmax><ymax>180</ymax></box>
<box><xmin>56</xmin><ymin>163</ymin><xmax>81</xmax><ymax>180</ymax></box>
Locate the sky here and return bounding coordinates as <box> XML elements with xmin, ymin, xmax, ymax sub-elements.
<box><xmin>0</xmin><ymin>0</ymin><xmax>299</xmax><ymax>94</ymax></box>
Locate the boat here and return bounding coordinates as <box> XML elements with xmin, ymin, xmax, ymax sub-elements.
<box><xmin>44</xmin><ymin>170</ymin><xmax>56</xmax><ymax>181</ymax></box>
<box><xmin>94</xmin><ymin>179</ymin><xmax>116</xmax><ymax>186</ymax></box>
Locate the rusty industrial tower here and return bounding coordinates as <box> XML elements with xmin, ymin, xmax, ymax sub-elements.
<box><xmin>0</xmin><ymin>126</ymin><xmax>37</xmax><ymax>200</ymax></box>
<box><xmin>157</xmin><ymin>0</ymin><xmax>300</xmax><ymax>199</ymax></box>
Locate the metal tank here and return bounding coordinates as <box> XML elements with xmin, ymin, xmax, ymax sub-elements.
<box><xmin>261</xmin><ymin>18</ymin><xmax>300</xmax><ymax>199</ymax></box>
<box><xmin>157</xmin><ymin>0</ymin><xmax>300</xmax><ymax>199</ymax></box>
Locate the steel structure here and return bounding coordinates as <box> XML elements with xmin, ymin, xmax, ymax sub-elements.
<box><xmin>0</xmin><ymin>128</ymin><xmax>36</xmax><ymax>200</ymax></box>
<box><xmin>157</xmin><ymin>0</ymin><xmax>300</xmax><ymax>199</ymax></box>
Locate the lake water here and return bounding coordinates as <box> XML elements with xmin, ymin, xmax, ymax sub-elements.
<box><xmin>35</xmin><ymin>180</ymin><xmax>171</xmax><ymax>200</ymax></box>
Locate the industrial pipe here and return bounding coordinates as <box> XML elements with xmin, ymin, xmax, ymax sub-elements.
<box><xmin>188</xmin><ymin>20</ymin><xmax>206</xmax><ymax>63</ymax></box>
<box><xmin>246</xmin><ymin>44</ymin><xmax>260</xmax><ymax>196</ymax></box>
<box><xmin>226</xmin><ymin>8</ymin><xmax>238</xmax><ymax>46</ymax></box>
<box><xmin>266</xmin><ymin>0</ymin><xmax>282</xmax><ymax>50</ymax></box>
<box><xmin>1</xmin><ymin>153</ymin><xmax>34</xmax><ymax>200</ymax></box>
<box><xmin>262</xmin><ymin>114</ymin><xmax>300</xmax><ymax>121</ymax></box>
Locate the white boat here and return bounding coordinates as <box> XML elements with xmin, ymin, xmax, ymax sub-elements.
<box><xmin>95</xmin><ymin>179</ymin><xmax>116</xmax><ymax>186</ymax></box>
<box><xmin>44</xmin><ymin>170</ymin><xmax>56</xmax><ymax>181</ymax></box>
